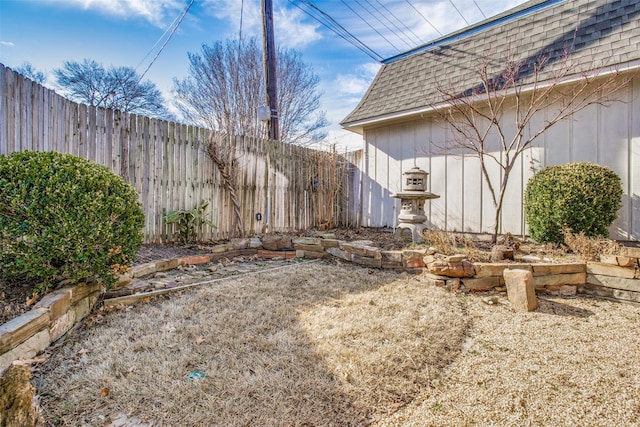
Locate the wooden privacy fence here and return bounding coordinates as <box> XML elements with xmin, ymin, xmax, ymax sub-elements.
<box><xmin>0</xmin><ymin>64</ymin><xmax>362</xmax><ymax>242</ymax></box>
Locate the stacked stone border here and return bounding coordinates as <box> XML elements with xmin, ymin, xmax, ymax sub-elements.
<box><xmin>2</xmin><ymin>234</ymin><xmax>639</xmax><ymax>374</ymax></box>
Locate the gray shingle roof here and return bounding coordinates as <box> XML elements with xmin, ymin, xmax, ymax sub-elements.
<box><xmin>341</xmin><ymin>0</ymin><xmax>640</xmax><ymax>128</ymax></box>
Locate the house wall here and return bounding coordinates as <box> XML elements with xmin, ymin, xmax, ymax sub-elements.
<box><xmin>361</xmin><ymin>79</ymin><xmax>640</xmax><ymax>240</ymax></box>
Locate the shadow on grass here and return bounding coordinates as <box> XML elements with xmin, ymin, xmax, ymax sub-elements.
<box><xmin>536</xmin><ymin>297</ymin><xmax>595</xmax><ymax>318</ymax></box>
<box><xmin>32</xmin><ymin>262</ymin><xmax>468</xmax><ymax>426</ymax></box>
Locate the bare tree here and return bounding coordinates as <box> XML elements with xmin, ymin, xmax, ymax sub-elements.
<box><xmin>54</xmin><ymin>59</ymin><xmax>172</xmax><ymax>119</ymax></box>
<box><xmin>432</xmin><ymin>45</ymin><xmax>636</xmax><ymax>243</ymax></box>
<box><xmin>15</xmin><ymin>62</ymin><xmax>46</xmax><ymax>84</ymax></box>
<box><xmin>173</xmin><ymin>37</ymin><xmax>327</xmax><ymax>144</ymax></box>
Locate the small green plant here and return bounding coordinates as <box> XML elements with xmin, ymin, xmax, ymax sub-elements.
<box><xmin>524</xmin><ymin>162</ymin><xmax>622</xmax><ymax>245</ymax></box>
<box><xmin>0</xmin><ymin>151</ymin><xmax>144</xmax><ymax>294</ymax></box>
<box><xmin>165</xmin><ymin>200</ymin><xmax>216</xmax><ymax>243</ymax></box>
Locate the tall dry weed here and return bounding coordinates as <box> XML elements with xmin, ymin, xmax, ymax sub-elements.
<box><xmin>562</xmin><ymin>227</ymin><xmax>621</xmax><ymax>261</ymax></box>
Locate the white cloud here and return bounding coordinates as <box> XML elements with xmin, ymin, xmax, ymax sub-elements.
<box><xmin>46</xmin><ymin>0</ymin><xmax>185</xmax><ymax>27</ymax></box>
<box><xmin>334</xmin><ymin>63</ymin><xmax>380</xmax><ymax>95</ymax></box>
<box><xmin>203</xmin><ymin>0</ymin><xmax>321</xmax><ymax>48</ymax></box>
<box><xmin>0</xmin><ymin>41</ymin><xmax>15</xmax><ymax>47</ymax></box>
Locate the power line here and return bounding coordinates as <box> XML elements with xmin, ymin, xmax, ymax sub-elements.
<box><xmin>136</xmin><ymin>0</ymin><xmax>195</xmax><ymax>85</ymax></box>
<box><xmin>372</xmin><ymin>0</ymin><xmax>424</xmax><ymax>46</ymax></box>
<box><xmin>343</xmin><ymin>0</ymin><xmax>402</xmax><ymax>51</ymax></box>
<box><xmin>404</xmin><ymin>0</ymin><xmax>442</xmax><ymax>36</ymax></box>
<box><xmin>289</xmin><ymin>0</ymin><xmax>383</xmax><ymax>61</ymax></box>
<box><xmin>447</xmin><ymin>0</ymin><xmax>470</xmax><ymax>25</ymax></box>
<box><xmin>355</xmin><ymin>0</ymin><xmax>416</xmax><ymax>49</ymax></box>
<box><xmin>472</xmin><ymin>0</ymin><xmax>487</xmax><ymax>19</ymax></box>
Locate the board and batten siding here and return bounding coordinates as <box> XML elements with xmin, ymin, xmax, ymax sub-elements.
<box><xmin>361</xmin><ymin>79</ymin><xmax>640</xmax><ymax>241</ymax></box>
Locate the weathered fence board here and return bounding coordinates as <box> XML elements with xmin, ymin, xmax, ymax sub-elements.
<box><xmin>0</xmin><ymin>64</ymin><xmax>362</xmax><ymax>242</ymax></box>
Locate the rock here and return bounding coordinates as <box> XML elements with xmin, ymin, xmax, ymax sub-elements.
<box><xmin>427</xmin><ymin>260</ymin><xmax>474</xmax><ymax>278</ymax></box>
<box><xmin>154</xmin><ymin>272</ymin><xmax>168</xmax><ymax>279</ymax></box>
<box><xmin>599</xmin><ymin>254</ymin><xmax>636</xmax><ymax>267</ymax></box>
<box><xmin>491</xmin><ymin>245</ymin><xmax>514</xmax><ymax>262</ymax></box>
<box><xmin>503</xmin><ymin>269</ymin><xmax>538</xmax><ymax>312</ymax></box>
<box><xmin>0</xmin><ymin>364</ymin><xmax>41</xmax><ymax>427</ymax></box>
<box><xmin>444</xmin><ymin>254</ymin><xmax>467</xmax><ymax>263</ymax></box>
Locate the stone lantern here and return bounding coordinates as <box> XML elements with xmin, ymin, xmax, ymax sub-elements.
<box><xmin>392</xmin><ymin>167</ymin><xmax>439</xmax><ymax>243</ymax></box>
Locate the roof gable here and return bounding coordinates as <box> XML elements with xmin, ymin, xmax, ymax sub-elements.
<box><xmin>341</xmin><ymin>0</ymin><xmax>640</xmax><ymax>129</ymax></box>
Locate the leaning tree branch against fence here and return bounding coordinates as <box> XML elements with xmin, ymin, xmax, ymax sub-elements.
<box><xmin>206</xmin><ymin>132</ymin><xmax>244</xmax><ymax>238</ymax></box>
<box><xmin>432</xmin><ymin>43</ymin><xmax>637</xmax><ymax>242</ymax></box>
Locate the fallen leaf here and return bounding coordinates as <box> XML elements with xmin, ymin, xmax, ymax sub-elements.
<box><xmin>195</xmin><ymin>336</ymin><xmax>206</xmax><ymax>345</ymax></box>
<box><xmin>160</xmin><ymin>323</ymin><xmax>176</xmax><ymax>333</ymax></box>
<box><xmin>101</xmin><ymin>387</ymin><xmax>110</xmax><ymax>397</ymax></box>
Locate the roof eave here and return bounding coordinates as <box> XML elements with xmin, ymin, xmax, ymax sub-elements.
<box><xmin>341</xmin><ymin>61</ymin><xmax>640</xmax><ymax>133</ymax></box>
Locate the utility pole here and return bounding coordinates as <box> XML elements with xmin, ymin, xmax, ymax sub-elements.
<box><xmin>262</xmin><ymin>0</ymin><xmax>279</xmax><ymax>141</ymax></box>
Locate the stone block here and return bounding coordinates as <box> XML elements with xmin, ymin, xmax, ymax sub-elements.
<box><xmin>531</xmin><ymin>263</ymin><xmax>585</xmax><ymax>276</ymax></box>
<box><xmin>292</xmin><ymin>237</ymin><xmax>322</xmax><ymax>246</ymax></box>
<box><xmin>294</xmin><ymin>243</ymin><xmax>325</xmax><ymax>252</ymax></box>
<box><xmin>49</xmin><ymin>310</ymin><xmax>76</xmax><ymax>342</ymax></box>
<box><xmin>130</xmin><ymin>263</ymin><xmax>157</xmax><ymax>278</ymax></box>
<box><xmin>351</xmin><ymin>254</ymin><xmax>381</xmax><ymax>268</ymax></box>
<box><xmin>579</xmin><ymin>283</ymin><xmax>640</xmax><ymax>303</ymax></box>
<box><xmin>231</xmin><ymin>238</ymin><xmax>250</xmax><ymax>249</ymax></box>
<box><xmin>339</xmin><ymin>240</ymin><xmax>372</xmax><ymax>249</ymax></box>
<box><xmin>427</xmin><ymin>260</ymin><xmax>474</xmax><ymax>278</ymax></box>
<box><xmin>300</xmin><ymin>250</ymin><xmax>327</xmax><ymax>259</ymax></box>
<box><xmin>503</xmin><ymin>269</ymin><xmax>538</xmax><ymax>312</ymax></box>
<box><xmin>71</xmin><ymin>298</ymin><xmax>91</xmax><ymax>321</ymax></box>
<box><xmin>258</xmin><ymin>250</ymin><xmax>296</xmax><ymax>259</ymax></box>
<box><xmin>620</xmin><ymin>247</ymin><xmax>640</xmax><ymax>258</ymax></box>
<box><xmin>402</xmin><ymin>248</ymin><xmax>428</xmax><ymax>261</ymax></box>
<box><xmin>154</xmin><ymin>258</ymin><xmax>181</xmax><ymax>271</ymax></box>
<box><xmin>0</xmin><ymin>309</ymin><xmax>50</xmax><ymax>354</ymax></box>
<box><xmin>326</xmin><ymin>247</ymin><xmax>349</xmax><ymax>260</ymax></box>
<box><xmin>34</xmin><ymin>289</ymin><xmax>71</xmax><ymax>321</ymax></box>
<box><xmin>0</xmin><ymin>364</ymin><xmax>41</xmax><ymax>426</ymax></box>
<box><xmin>210</xmin><ymin>243</ymin><xmax>235</xmax><ymax>254</ymax></box>
<box><xmin>474</xmin><ymin>263</ymin><xmax>532</xmax><ymax>278</ymax></box>
<box><xmin>262</xmin><ymin>235</ymin><xmax>293</xmax><ymax>250</ymax></box>
<box><xmin>113</xmin><ymin>273</ymin><xmax>133</xmax><ymax>288</ymax></box>
<box><xmin>444</xmin><ymin>254</ymin><xmax>467</xmax><ymax>263</ymax></box>
<box><xmin>0</xmin><ymin>330</ymin><xmax>51</xmax><ymax>375</ymax></box>
<box><xmin>320</xmin><ymin>239</ymin><xmax>340</xmax><ymax>248</ymax></box>
<box><xmin>178</xmin><ymin>254</ymin><xmax>211</xmax><ymax>266</ymax></box>
<box><xmin>586</xmin><ymin>262</ymin><xmax>637</xmax><ymax>279</ymax></box>
<box><xmin>490</xmin><ymin>245</ymin><xmax>514</xmax><ymax>262</ymax></box>
<box><xmin>381</xmin><ymin>251</ymin><xmax>403</xmax><ymax>263</ymax></box>
<box><xmin>533</xmin><ymin>272</ymin><xmax>586</xmax><ymax>288</ymax></box>
<box><xmin>420</xmin><ymin>273</ymin><xmax>447</xmax><ymax>287</ymax></box>
<box><xmin>586</xmin><ymin>274</ymin><xmax>640</xmax><ymax>293</ymax></box>
<box><xmin>70</xmin><ymin>282</ymin><xmax>103</xmax><ymax>304</ymax></box>
<box><xmin>405</xmin><ymin>258</ymin><xmax>425</xmax><ymax>268</ymax></box>
<box><xmin>461</xmin><ymin>276</ymin><xmax>502</xmax><ymax>292</ymax></box>
<box><xmin>381</xmin><ymin>261</ymin><xmax>404</xmax><ymax>270</ymax></box>
<box><xmin>248</xmin><ymin>238</ymin><xmax>263</xmax><ymax>249</ymax></box>
<box><xmin>600</xmin><ymin>254</ymin><xmax>636</xmax><ymax>267</ymax></box>
<box><xmin>341</xmin><ymin>242</ymin><xmax>381</xmax><ymax>259</ymax></box>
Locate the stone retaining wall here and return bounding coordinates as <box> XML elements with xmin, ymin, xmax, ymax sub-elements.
<box><xmin>2</xmin><ymin>235</ymin><xmax>638</xmax><ymax>375</ymax></box>
<box><xmin>0</xmin><ymin>282</ymin><xmax>102</xmax><ymax>374</ymax></box>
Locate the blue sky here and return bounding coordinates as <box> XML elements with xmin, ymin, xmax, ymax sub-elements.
<box><xmin>0</xmin><ymin>0</ymin><xmax>526</xmax><ymax>150</ymax></box>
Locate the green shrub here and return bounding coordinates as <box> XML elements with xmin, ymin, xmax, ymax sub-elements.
<box><xmin>524</xmin><ymin>162</ymin><xmax>622</xmax><ymax>244</ymax></box>
<box><xmin>0</xmin><ymin>151</ymin><xmax>144</xmax><ymax>293</ymax></box>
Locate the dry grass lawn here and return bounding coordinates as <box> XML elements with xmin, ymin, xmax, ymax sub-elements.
<box><xmin>32</xmin><ymin>262</ymin><xmax>640</xmax><ymax>426</ymax></box>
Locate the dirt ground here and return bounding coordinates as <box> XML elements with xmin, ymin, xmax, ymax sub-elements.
<box><xmin>30</xmin><ymin>262</ymin><xmax>640</xmax><ymax>426</ymax></box>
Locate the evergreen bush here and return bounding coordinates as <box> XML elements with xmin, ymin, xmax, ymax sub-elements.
<box><xmin>524</xmin><ymin>162</ymin><xmax>622</xmax><ymax>244</ymax></box>
<box><xmin>0</xmin><ymin>151</ymin><xmax>144</xmax><ymax>293</ymax></box>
